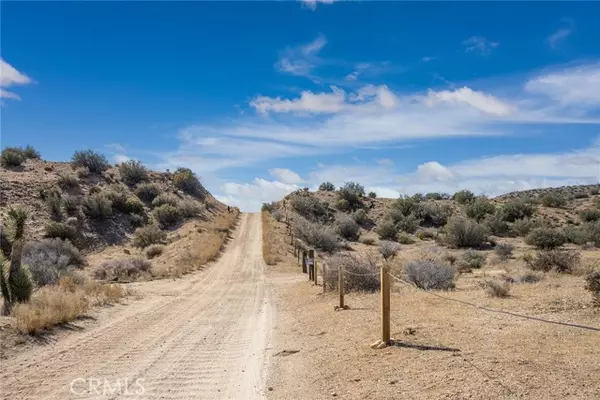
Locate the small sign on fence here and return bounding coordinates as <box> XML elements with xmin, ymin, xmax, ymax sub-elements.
<box><xmin>306</xmin><ymin>258</ymin><xmax>314</xmax><ymax>266</ymax></box>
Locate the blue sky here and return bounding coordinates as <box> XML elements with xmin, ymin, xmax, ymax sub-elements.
<box><xmin>2</xmin><ymin>1</ymin><xmax>600</xmax><ymax>211</ymax></box>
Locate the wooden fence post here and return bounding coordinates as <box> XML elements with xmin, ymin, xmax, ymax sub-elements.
<box><xmin>381</xmin><ymin>265</ymin><xmax>391</xmax><ymax>344</ymax></box>
<box><xmin>313</xmin><ymin>251</ymin><xmax>318</xmax><ymax>285</ymax></box>
<box><xmin>308</xmin><ymin>249</ymin><xmax>314</xmax><ymax>281</ymax></box>
<box><xmin>302</xmin><ymin>250</ymin><xmax>307</xmax><ymax>274</ymax></box>
<box><xmin>338</xmin><ymin>265</ymin><xmax>345</xmax><ymax>309</ymax></box>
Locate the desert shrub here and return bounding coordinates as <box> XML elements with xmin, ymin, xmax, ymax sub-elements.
<box><xmin>261</xmin><ymin>201</ymin><xmax>277</xmax><ymax>213</ymax></box>
<box><xmin>271</xmin><ymin>210</ymin><xmax>283</xmax><ymax>222</ymax></box>
<box><xmin>145</xmin><ymin>244</ymin><xmax>164</xmax><ymax>259</ymax></box>
<box><xmin>105</xmin><ymin>184</ymin><xmax>130</xmax><ymax>212</ymax></box>
<box><xmin>519</xmin><ymin>272</ymin><xmax>544</xmax><ymax>284</ymax></box>
<box><xmin>132</xmin><ymin>224</ymin><xmax>166</xmax><ymax>248</ymax></box>
<box><xmin>525</xmin><ymin>249</ymin><xmax>581</xmax><ymax>273</ymax></box>
<box><xmin>360</xmin><ymin>237</ymin><xmax>375</xmax><ymax>245</ymax></box>
<box><xmin>494</xmin><ymin>243</ymin><xmax>514</xmax><ymax>260</ymax></box>
<box><xmin>173</xmin><ymin>167</ymin><xmax>203</xmax><ymax>197</ymax></box>
<box><xmin>23</xmin><ymin>239</ymin><xmax>84</xmax><ymax>286</ymax></box>
<box><xmin>135</xmin><ymin>182</ymin><xmax>162</xmax><ymax>202</ymax></box>
<box><xmin>500</xmin><ymin>200</ymin><xmax>535</xmax><ymax>222</ymax></box>
<box><xmin>152</xmin><ymin>192</ymin><xmax>180</xmax><ymax>208</ymax></box>
<box><xmin>425</xmin><ymin>192</ymin><xmax>444</xmax><ymax>200</ymax></box>
<box><xmin>0</xmin><ymin>225</ymin><xmax>12</xmax><ymax>257</ymax></box>
<box><xmin>485</xmin><ymin>281</ymin><xmax>510</xmax><ymax>298</ymax></box>
<box><xmin>396</xmin><ymin>213</ymin><xmax>420</xmax><ymax>234</ymax></box>
<box><xmin>337</xmin><ymin>182</ymin><xmax>365</xmax><ymax>211</ymax></box>
<box><xmin>75</xmin><ymin>166</ymin><xmax>90</xmax><ymax>178</ymax></box>
<box><xmin>57</xmin><ymin>173</ymin><xmax>79</xmax><ymax>189</ymax></box>
<box><xmin>124</xmin><ymin>196</ymin><xmax>145</xmax><ymax>214</ymax></box>
<box><xmin>44</xmin><ymin>222</ymin><xmax>77</xmax><ymax>242</ymax></box>
<box><xmin>327</xmin><ymin>253</ymin><xmax>379</xmax><ymax>292</ymax></box>
<box><xmin>293</xmin><ymin>216</ymin><xmax>339</xmax><ymax>252</ymax></box>
<box><xmin>443</xmin><ymin>253</ymin><xmax>457</xmax><ymax>265</ymax></box>
<box><xmin>94</xmin><ymin>258</ymin><xmax>151</xmax><ymax>281</ymax></box>
<box><xmin>583</xmin><ymin>221</ymin><xmax>600</xmax><ymax>247</ymax></box>
<box><xmin>525</xmin><ymin>227</ymin><xmax>566</xmax><ymax>249</ymax></box>
<box><xmin>368</xmin><ymin>191</ymin><xmax>377</xmax><ymax>199</ymax></box>
<box><xmin>394</xmin><ymin>195</ymin><xmax>422</xmax><ymax>217</ymax></box>
<box><xmin>398</xmin><ymin>233</ymin><xmax>415</xmax><ymax>244</ymax></box>
<box><xmin>459</xmin><ymin>250</ymin><xmax>487</xmax><ymax>269</ymax></box>
<box><xmin>417</xmin><ymin>202</ymin><xmax>452</xmax><ymax>227</ymax></box>
<box><xmin>465</xmin><ymin>198</ymin><xmax>496</xmax><ymax>221</ymax></box>
<box><xmin>541</xmin><ymin>193</ymin><xmax>567</xmax><ymax>208</ymax></box>
<box><xmin>118</xmin><ymin>160</ymin><xmax>149</xmax><ymax>185</ymax></box>
<box><xmin>484</xmin><ymin>212</ymin><xmax>510</xmax><ymax>236</ymax></box>
<box><xmin>404</xmin><ymin>260</ymin><xmax>455</xmax><ymax>290</ymax></box>
<box><xmin>45</xmin><ymin>192</ymin><xmax>63</xmax><ymax>219</ymax></box>
<box><xmin>21</xmin><ymin>145</ymin><xmax>41</xmax><ymax>159</ymax></box>
<box><xmin>1</xmin><ymin>147</ymin><xmax>25</xmax><ymax>167</ymax></box>
<box><xmin>416</xmin><ymin>229</ymin><xmax>436</xmax><ymax>241</ymax></box>
<box><xmin>318</xmin><ymin>182</ymin><xmax>335</xmax><ymax>191</ymax></box>
<box><xmin>62</xmin><ymin>195</ymin><xmax>80</xmax><ymax>215</ymax></box>
<box><xmin>290</xmin><ymin>195</ymin><xmax>329</xmax><ymax>222</ymax></box>
<box><xmin>71</xmin><ymin>150</ymin><xmax>109</xmax><ymax>173</ymax></box>
<box><xmin>379</xmin><ymin>240</ymin><xmax>400</xmax><ymax>260</ymax></box>
<box><xmin>453</xmin><ymin>190</ymin><xmax>475</xmax><ymax>204</ymax></box>
<box><xmin>82</xmin><ymin>193</ymin><xmax>112</xmax><ymax>220</ymax></box>
<box><xmin>353</xmin><ymin>209</ymin><xmax>368</xmax><ymax>224</ymax></box>
<box><xmin>336</xmin><ymin>215</ymin><xmax>360</xmax><ymax>241</ymax></box>
<box><xmin>153</xmin><ymin>204</ymin><xmax>181</xmax><ymax>228</ymax></box>
<box><xmin>580</xmin><ymin>209</ymin><xmax>600</xmax><ymax>222</ymax></box>
<box><xmin>563</xmin><ymin>225</ymin><xmax>591</xmax><ymax>245</ymax></box>
<box><xmin>584</xmin><ymin>270</ymin><xmax>600</xmax><ymax>306</ymax></box>
<box><xmin>178</xmin><ymin>200</ymin><xmax>201</xmax><ymax>218</ymax></box>
<box><xmin>445</xmin><ymin>216</ymin><xmax>488</xmax><ymax>248</ymax></box>
<box><xmin>129</xmin><ymin>213</ymin><xmax>146</xmax><ymax>227</ymax></box>
<box><xmin>511</xmin><ymin>218</ymin><xmax>537</xmax><ymax>237</ymax></box>
<box><xmin>375</xmin><ymin>220</ymin><xmax>397</xmax><ymax>241</ymax></box>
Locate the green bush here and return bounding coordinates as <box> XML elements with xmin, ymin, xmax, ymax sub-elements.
<box><xmin>337</xmin><ymin>182</ymin><xmax>365</xmax><ymax>211</ymax></box>
<box><xmin>465</xmin><ymin>198</ymin><xmax>496</xmax><ymax>221</ymax></box>
<box><xmin>394</xmin><ymin>195</ymin><xmax>422</xmax><ymax>217</ymax></box>
<box><xmin>145</xmin><ymin>244</ymin><xmax>164</xmax><ymax>259</ymax></box>
<box><xmin>45</xmin><ymin>192</ymin><xmax>63</xmax><ymax>219</ymax></box>
<box><xmin>563</xmin><ymin>225</ymin><xmax>591</xmax><ymax>245</ymax></box>
<box><xmin>396</xmin><ymin>213</ymin><xmax>420</xmax><ymax>234</ymax></box>
<box><xmin>293</xmin><ymin>216</ymin><xmax>339</xmax><ymax>252</ymax></box>
<box><xmin>75</xmin><ymin>166</ymin><xmax>90</xmax><ymax>178</ymax></box>
<box><xmin>1</xmin><ymin>147</ymin><xmax>25</xmax><ymax>167</ymax></box>
<box><xmin>416</xmin><ymin>202</ymin><xmax>452</xmax><ymax>227</ymax></box>
<box><xmin>335</xmin><ymin>198</ymin><xmax>350</xmax><ymax>212</ymax></box>
<box><xmin>525</xmin><ymin>227</ymin><xmax>566</xmax><ymax>249</ymax></box>
<box><xmin>580</xmin><ymin>209</ymin><xmax>600</xmax><ymax>222</ymax></box>
<box><xmin>336</xmin><ymin>215</ymin><xmax>360</xmax><ymax>241</ymax></box>
<box><xmin>124</xmin><ymin>196</ymin><xmax>145</xmax><ymax>214</ymax></box>
<box><xmin>44</xmin><ymin>222</ymin><xmax>77</xmax><ymax>242</ymax></box>
<box><xmin>425</xmin><ymin>192</ymin><xmax>444</xmax><ymax>200</ymax></box>
<box><xmin>583</xmin><ymin>221</ymin><xmax>600</xmax><ymax>247</ymax></box>
<box><xmin>82</xmin><ymin>193</ymin><xmax>113</xmax><ymax>220</ymax></box>
<box><xmin>119</xmin><ymin>160</ymin><xmax>149</xmax><ymax>185</ymax></box>
<box><xmin>318</xmin><ymin>182</ymin><xmax>335</xmax><ymax>191</ymax></box>
<box><xmin>511</xmin><ymin>218</ymin><xmax>537</xmax><ymax>237</ymax></box>
<box><xmin>21</xmin><ymin>145</ymin><xmax>41</xmax><ymax>159</ymax></box>
<box><xmin>178</xmin><ymin>200</ymin><xmax>201</xmax><ymax>218</ymax></box>
<box><xmin>494</xmin><ymin>243</ymin><xmax>515</xmax><ymax>260</ymax></box>
<box><xmin>541</xmin><ymin>193</ymin><xmax>567</xmax><ymax>208</ymax></box>
<box><xmin>173</xmin><ymin>167</ymin><xmax>202</xmax><ymax>196</ymax></box>
<box><xmin>453</xmin><ymin>190</ymin><xmax>475</xmax><ymax>204</ymax></box>
<box><xmin>459</xmin><ymin>250</ymin><xmax>487</xmax><ymax>269</ymax></box>
<box><xmin>135</xmin><ymin>183</ymin><xmax>162</xmax><ymax>202</ymax></box>
<box><xmin>375</xmin><ymin>220</ymin><xmax>397</xmax><ymax>241</ymax></box>
<box><xmin>152</xmin><ymin>204</ymin><xmax>180</xmax><ymax>228</ymax></box>
<box><xmin>291</xmin><ymin>195</ymin><xmax>329</xmax><ymax>222</ymax></box>
<box><xmin>261</xmin><ymin>202</ymin><xmax>277</xmax><ymax>213</ymax></box>
<box><xmin>132</xmin><ymin>224</ymin><xmax>166</xmax><ymax>248</ymax></box>
<box><xmin>151</xmin><ymin>193</ymin><xmax>180</xmax><ymax>208</ymax></box>
<box><xmin>129</xmin><ymin>213</ymin><xmax>146</xmax><ymax>227</ymax></box>
<box><xmin>1</xmin><ymin>263</ymin><xmax>33</xmax><ymax>303</ymax></box>
<box><xmin>352</xmin><ymin>209</ymin><xmax>368</xmax><ymax>224</ymax></box>
<box><xmin>368</xmin><ymin>191</ymin><xmax>377</xmax><ymax>199</ymax></box>
<box><xmin>445</xmin><ymin>216</ymin><xmax>488</xmax><ymax>248</ymax></box>
<box><xmin>500</xmin><ymin>200</ymin><xmax>535</xmax><ymax>222</ymax></box>
<box><xmin>57</xmin><ymin>173</ymin><xmax>79</xmax><ymax>189</ymax></box>
<box><xmin>484</xmin><ymin>213</ymin><xmax>510</xmax><ymax>236</ymax></box>
<box><xmin>585</xmin><ymin>270</ymin><xmax>600</xmax><ymax>306</ymax></box>
<box><xmin>71</xmin><ymin>150</ymin><xmax>109</xmax><ymax>173</ymax></box>
<box><xmin>398</xmin><ymin>233</ymin><xmax>415</xmax><ymax>244</ymax></box>
<box><xmin>417</xmin><ymin>229</ymin><xmax>436</xmax><ymax>241</ymax></box>
<box><xmin>525</xmin><ymin>249</ymin><xmax>580</xmax><ymax>273</ymax></box>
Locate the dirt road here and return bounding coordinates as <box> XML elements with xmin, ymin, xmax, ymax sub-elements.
<box><xmin>0</xmin><ymin>213</ymin><xmax>272</xmax><ymax>400</ymax></box>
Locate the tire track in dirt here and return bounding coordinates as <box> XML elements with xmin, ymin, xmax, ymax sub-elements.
<box><xmin>0</xmin><ymin>213</ymin><xmax>272</xmax><ymax>400</ymax></box>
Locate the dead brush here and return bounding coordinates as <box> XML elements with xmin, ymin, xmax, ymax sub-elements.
<box><xmin>325</xmin><ymin>253</ymin><xmax>380</xmax><ymax>292</ymax></box>
<box><xmin>485</xmin><ymin>280</ymin><xmax>511</xmax><ymax>298</ymax></box>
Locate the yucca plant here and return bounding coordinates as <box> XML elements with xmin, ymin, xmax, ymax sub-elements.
<box><xmin>1</xmin><ymin>207</ymin><xmax>34</xmax><ymax>315</ymax></box>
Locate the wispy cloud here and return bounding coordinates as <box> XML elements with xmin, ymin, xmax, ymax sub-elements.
<box><xmin>463</xmin><ymin>36</ymin><xmax>500</xmax><ymax>55</ymax></box>
<box><xmin>275</xmin><ymin>35</ymin><xmax>327</xmax><ymax>80</ymax></box>
<box><xmin>0</xmin><ymin>59</ymin><xmax>33</xmax><ymax>101</ymax></box>
<box><xmin>300</xmin><ymin>0</ymin><xmax>338</xmax><ymax>11</ymax></box>
<box><xmin>269</xmin><ymin>168</ymin><xmax>304</xmax><ymax>184</ymax></box>
<box><xmin>547</xmin><ymin>19</ymin><xmax>575</xmax><ymax>49</ymax></box>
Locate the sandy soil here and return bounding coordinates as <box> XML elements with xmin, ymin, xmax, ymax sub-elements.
<box><xmin>0</xmin><ymin>213</ymin><xmax>272</xmax><ymax>400</ymax></box>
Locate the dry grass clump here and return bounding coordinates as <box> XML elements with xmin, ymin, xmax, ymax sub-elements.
<box><xmin>94</xmin><ymin>258</ymin><xmax>151</xmax><ymax>282</ymax></box>
<box><xmin>584</xmin><ymin>270</ymin><xmax>600</xmax><ymax>307</ymax></box>
<box><xmin>379</xmin><ymin>240</ymin><xmax>399</xmax><ymax>260</ymax></box>
<box><xmin>44</xmin><ymin>221</ymin><xmax>77</xmax><ymax>242</ymax></box>
<box><xmin>145</xmin><ymin>244</ymin><xmax>164</xmax><ymax>259</ymax></box>
<box><xmin>325</xmin><ymin>253</ymin><xmax>380</xmax><ymax>292</ymax></box>
<box><xmin>485</xmin><ymin>280</ymin><xmax>511</xmax><ymax>298</ymax></box>
<box><xmin>57</xmin><ymin>172</ymin><xmax>79</xmax><ymax>189</ymax></box>
<box><xmin>12</xmin><ymin>278</ymin><xmax>126</xmax><ymax>334</ymax></box>
<box><xmin>23</xmin><ymin>238</ymin><xmax>84</xmax><ymax>286</ymax></box>
<box><xmin>494</xmin><ymin>242</ymin><xmax>515</xmax><ymax>261</ymax></box>
<box><xmin>262</xmin><ymin>211</ymin><xmax>281</xmax><ymax>266</ymax></box>
<box><xmin>132</xmin><ymin>224</ymin><xmax>166</xmax><ymax>248</ymax></box>
<box><xmin>403</xmin><ymin>259</ymin><xmax>455</xmax><ymax>290</ymax></box>
<box><xmin>360</xmin><ymin>237</ymin><xmax>376</xmax><ymax>246</ymax></box>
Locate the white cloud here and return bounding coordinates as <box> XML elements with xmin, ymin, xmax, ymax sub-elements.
<box><xmin>463</xmin><ymin>36</ymin><xmax>500</xmax><ymax>55</ymax></box>
<box><xmin>251</xmin><ymin>86</ymin><xmax>346</xmax><ymax>115</ymax></box>
<box><xmin>269</xmin><ymin>168</ymin><xmax>304</xmax><ymax>184</ymax></box>
<box><xmin>215</xmin><ymin>178</ymin><xmax>300</xmax><ymax>212</ymax></box>
<box><xmin>0</xmin><ymin>59</ymin><xmax>33</xmax><ymax>101</ymax></box>
<box><xmin>301</xmin><ymin>0</ymin><xmax>337</xmax><ymax>10</ymax></box>
<box><xmin>276</xmin><ymin>35</ymin><xmax>327</xmax><ymax>79</ymax></box>
<box><xmin>547</xmin><ymin>27</ymin><xmax>572</xmax><ymax>49</ymax></box>
<box><xmin>416</xmin><ymin>161</ymin><xmax>455</xmax><ymax>181</ymax></box>
<box><xmin>113</xmin><ymin>154</ymin><xmax>130</xmax><ymax>164</ymax></box>
<box><xmin>425</xmin><ymin>87</ymin><xmax>515</xmax><ymax>116</ymax></box>
<box><xmin>422</xmin><ymin>56</ymin><xmax>436</xmax><ymax>62</ymax></box>
<box><xmin>525</xmin><ymin>63</ymin><xmax>600</xmax><ymax>107</ymax></box>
